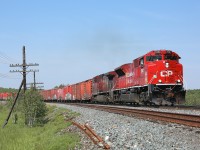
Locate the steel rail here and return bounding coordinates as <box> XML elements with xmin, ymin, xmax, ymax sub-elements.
<box><xmin>70</xmin><ymin>104</ymin><xmax>200</xmax><ymax>128</ymax></box>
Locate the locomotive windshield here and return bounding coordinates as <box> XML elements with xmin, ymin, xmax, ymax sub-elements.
<box><xmin>164</xmin><ymin>55</ymin><xmax>178</xmax><ymax>60</ymax></box>
<box><xmin>146</xmin><ymin>55</ymin><xmax>162</xmax><ymax>61</ymax></box>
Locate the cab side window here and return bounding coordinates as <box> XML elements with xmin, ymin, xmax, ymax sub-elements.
<box><xmin>140</xmin><ymin>58</ymin><xmax>144</xmax><ymax>67</ymax></box>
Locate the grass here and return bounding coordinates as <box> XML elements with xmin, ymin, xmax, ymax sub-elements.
<box><xmin>185</xmin><ymin>89</ymin><xmax>200</xmax><ymax>106</ymax></box>
<box><xmin>0</xmin><ymin>104</ymin><xmax>81</xmax><ymax>150</ymax></box>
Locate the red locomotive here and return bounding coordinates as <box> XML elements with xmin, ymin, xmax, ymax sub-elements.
<box><xmin>41</xmin><ymin>50</ymin><xmax>185</xmax><ymax>105</ymax></box>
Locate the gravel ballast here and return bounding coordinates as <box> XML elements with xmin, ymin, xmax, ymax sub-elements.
<box><xmin>50</xmin><ymin>103</ymin><xmax>200</xmax><ymax>150</ymax></box>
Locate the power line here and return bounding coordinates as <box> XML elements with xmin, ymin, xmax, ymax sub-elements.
<box><xmin>0</xmin><ymin>73</ymin><xmax>21</xmax><ymax>79</ymax></box>
<box><xmin>0</xmin><ymin>61</ymin><xmax>11</xmax><ymax>65</ymax></box>
<box><xmin>0</xmin><ymin>51</ymin><xmax>19</xmax><ymax>65</ymax></box>
<box><xmin>0</xmin><ymin>51</ymin><xmax>19</xmax><ymax>64</ymax></box>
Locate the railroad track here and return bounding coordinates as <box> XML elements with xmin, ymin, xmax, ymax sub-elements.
<box><xmin>68</xmin><ymin>103</ymin><xmax>200</xmax><ymax>128</ymax></box>
<box><xmin>159</xmin><ymin>105</ymin><xmax>200</xmax><ymax>110</ymax></box>
<box><xmin>51</xmin><ymin>101</ymin><xmax>200</xmax><ymax>110</ymax></box>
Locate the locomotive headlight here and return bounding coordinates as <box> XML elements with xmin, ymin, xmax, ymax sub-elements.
<box><xmin>165</xmin><ymin>62</ymin><xmax>169</xmax><ymax>68</ymax></box>
<box><xmin>177</xmin><ymin>79</ymin><xmax>181</xmax><ymax>83</ymax></box>
<box><xmin>158</xmin><ymin>79</ymin><xmax>162</xmax><ymax>83</ymax></box>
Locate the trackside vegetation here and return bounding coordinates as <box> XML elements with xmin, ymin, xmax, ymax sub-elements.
<box><xmin>21</xmin><ymin>89</ymin><xmax>47</xmax><ymax>127</ymax></box>
<box><xmin>185</xmin><ymin>89</ymin><xmax>200</xmax><ymax>106</ymax></box>
<box><xmin>0</xmin><ymin>87</ymin><xmax>18</xmax><ymax>93</ymax></box>
<box><xmin>0</xmin><ymin>103</ymin><xmax>81</xmax><ymax>150</ymax></box>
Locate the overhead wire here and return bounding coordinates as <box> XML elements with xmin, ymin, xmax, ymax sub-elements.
<box><xmin>0</xmin><ymin>51</ymin><xmax>19</xmax><ymax>64</ymax></box>
<box><xmin>0</xmin><ymin>61</ymin><xmax>10</xmax><ymax>65</ymax></box>
<box><xmin>0</xmin><ymin>72</ymin><xmax>21</xmax><ymax>79</ymax></box>
<box><xmin>0</xmin><ymin>51</ymin><xmax>38</xmax><ymax>82</ymax></box>
<box><xmin>0</xmin><ymin>51</ymin><xmax>21</xmax><ymax>79</ymax></box>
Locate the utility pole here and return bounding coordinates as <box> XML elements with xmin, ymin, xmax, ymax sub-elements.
<box><xmin>10</xmin><ymin>46</ymin><xmax>39</xmax><ymax>93</ymax></box>
<box><xmin>2</xmin><ymin>79</ymin><xmax>24</xmax><ymax>128</ymax></box>
<box><xmin>23</xmin><ymin>46</ymin><xmax>26</xmax><ymax>93</ymax></box>
<box><xmin>34</xmin><ymin>71</ymin><xmax>36</xmax><ymax>89</ymax></box>
<box><xmin>27</xmin><ymin>71</ymin><xmax>44</xmax><ymax>90</ymax></box>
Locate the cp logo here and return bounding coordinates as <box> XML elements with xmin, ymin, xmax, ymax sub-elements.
<box><xmin>160</xmin><ymin>70</ymin><xmax>173</xmax><ymax>77</ymax></box>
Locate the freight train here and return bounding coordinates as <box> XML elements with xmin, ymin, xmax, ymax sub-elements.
<box><xmin>41</xmin><ymin>50</ymin><xmax>185</xmax><ymax>106</ymax></box>
<box><xmin>0</xmin><ymin>92</ymin><xmax>13</xmax><ymax>101</ymax></box>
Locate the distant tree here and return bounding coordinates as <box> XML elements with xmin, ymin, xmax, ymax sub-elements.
<box><xmin>59</xmin><ymin>84</ymin><xmax>65</xmax><ymax>88</ymax></box>
<box><xmin>54</xmin><ymin>86</ymin><xmax>58</xmax><ymax>89</ymax></box>
<box><xmin>0</xmin><ymin>87</ymin><xmax>17</xmax><ymax>93</ymax></box>
<box><xmin>54</xmin><ymin>84</ymin><xmax>65</xmax><ymax>89</ymax></box>
<box><xmin>21</xmin><ymin>88</ymin><xmax>47</xmax><ymax>127</ymax></box>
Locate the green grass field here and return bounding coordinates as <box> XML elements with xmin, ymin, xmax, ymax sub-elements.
<box><xmin>0</xmin><ymin>104</ymin><xmax>81</xmax><ymax>150</ymax></box>
<box><xmin>185</xmin><ymin>89</ymin><xmax>200</xmax><ymax>106</ymax></box>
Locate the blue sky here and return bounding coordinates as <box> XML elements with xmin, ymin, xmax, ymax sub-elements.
<box><xmin>0</xmin><ymin>0</ymin><xmax>199</xmax><ymax>89</ymax></box>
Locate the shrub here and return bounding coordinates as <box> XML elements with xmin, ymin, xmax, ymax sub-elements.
<box><xmin>20</xmin><ymin>89</ymin><xmax>47</xmax><ymax>127</ymax></box>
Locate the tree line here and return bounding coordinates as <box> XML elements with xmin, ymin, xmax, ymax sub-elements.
<box><xmin>0</xmin><ymin>87</ymin><xmax>18</xmax><ymax>93</ymax></box>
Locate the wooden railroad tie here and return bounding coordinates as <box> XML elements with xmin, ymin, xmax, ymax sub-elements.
<box><xmin>71</xmin><ymin>121</ymin><xmax>110</xmax><ymax>149</ymax></box>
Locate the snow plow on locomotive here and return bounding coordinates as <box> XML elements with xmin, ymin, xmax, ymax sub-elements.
<box><xmin>41</xmin><ymin>50</ymin><xmax>186</xmax><ymax>106</ymax></box>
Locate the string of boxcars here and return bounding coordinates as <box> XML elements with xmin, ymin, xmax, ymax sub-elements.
<box><xmin>41</xmin><ymin>50</ymin><xmax>186</xmax><ymax>106</ymax></box>
<box><xmin>0</xmin><ymin>92</ymin><xmax>12</xmax><ymax>100</ymax></box>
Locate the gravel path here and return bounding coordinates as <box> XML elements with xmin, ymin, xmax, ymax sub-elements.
<box><xmin>50</xmin><ymin>103</ymin><xmax>200</xmax><ymax>150</ymax></box>
<box><xmin>0</xmin><ymin>101</ymin><xmax>7</xmax><ymax>105</ymax></box>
